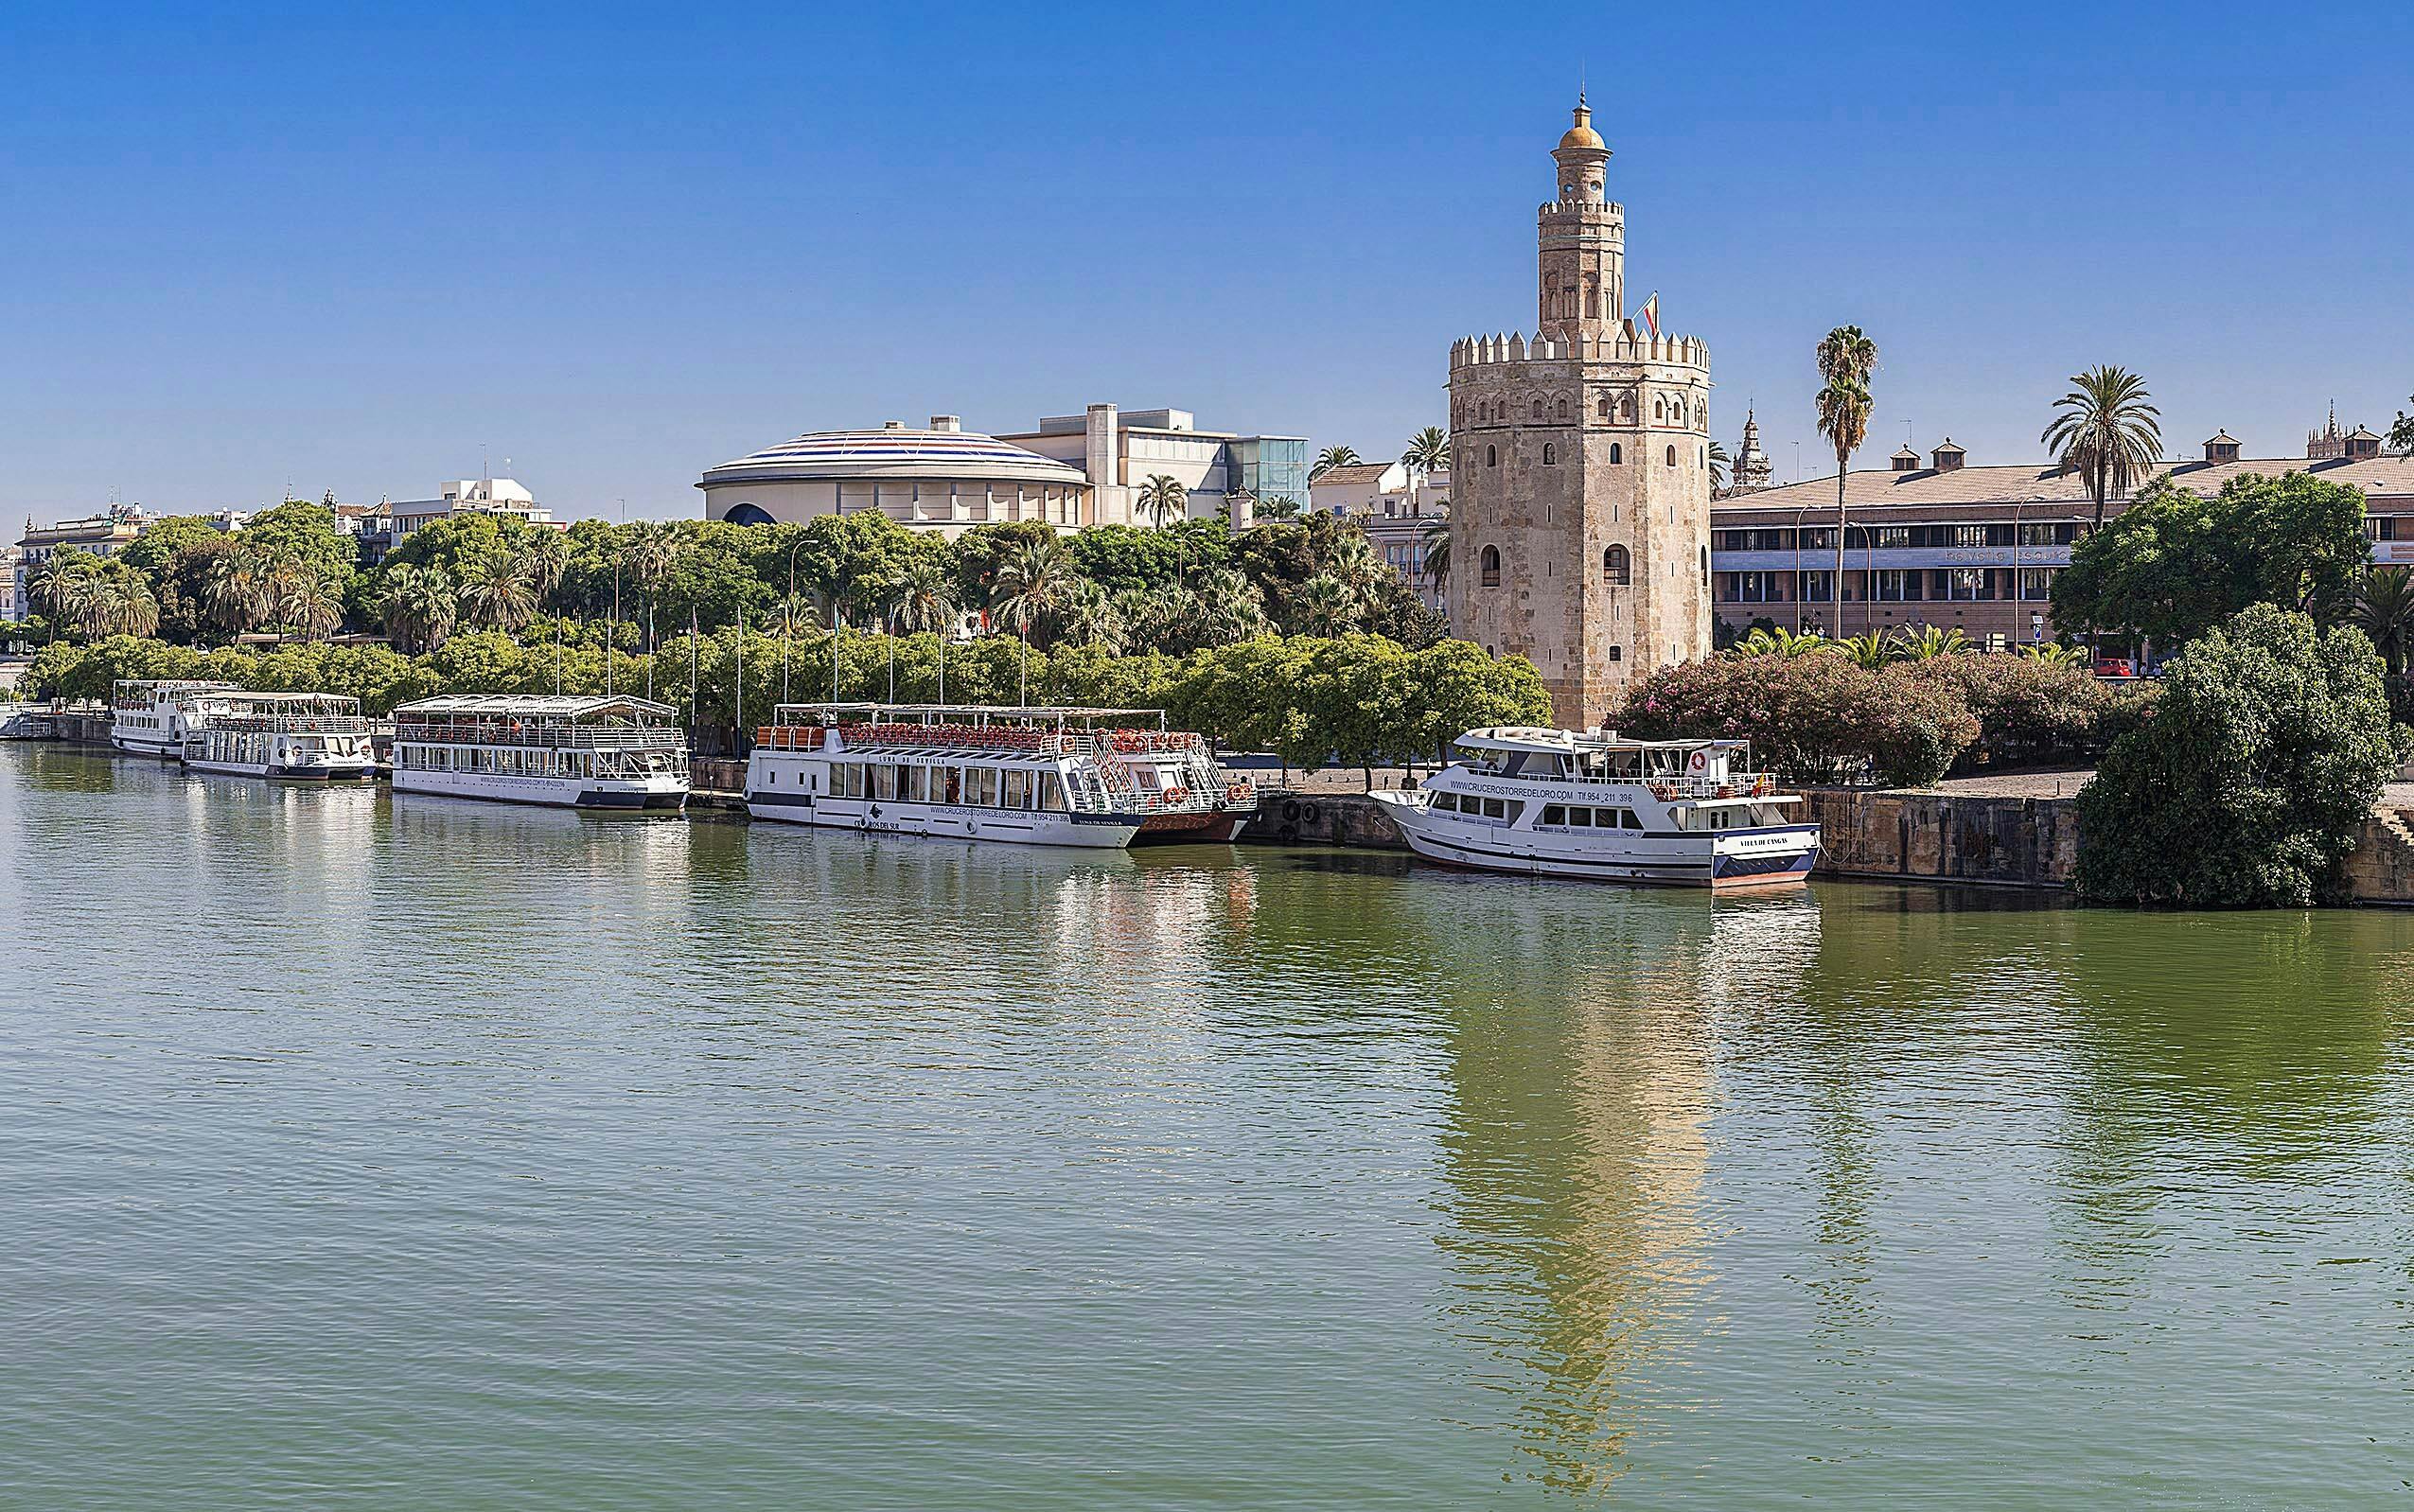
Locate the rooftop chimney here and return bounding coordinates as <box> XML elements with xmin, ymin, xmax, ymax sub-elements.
<box><xmin>1930</xmin><ymin>438</ymin><xmax>1966</xmax><ymax>472</ymax></box>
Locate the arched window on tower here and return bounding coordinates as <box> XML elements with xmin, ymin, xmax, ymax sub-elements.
<box><xmin>1654</xmin><ymin>397</ymin><xmax>1665</xmax><ymax>421</ymax></box>
<box><xmin>1665</xmin><ymin>445</ymin><xmax>1678</xmax><ymax>466</ymax></box>
<box><xmin>1480</xmin><ymin>545</ymin><xmax>1502</xmax><ymax>587</ymax></box>
<box><xmin>1620</xmin><ymin>396</ymin><xmax>1635</xmax><ymax>422</ymax></box>
<box><xmin>1597</xmin><ymin>396</ymin><xmax>1611</xmax><ymax>419</ymax></box>
<box><xmin>1486</xmin><ymin>445</ymin><xmax>1497</xmax><ymax>467</ymax></box>
<box><xmin>1542</xmin><ymin>443</ymin><xmax>1556</xmax><ymax>466</ymax></box>
<box><xmin>1610</xmin><ymin>443</ymin><xmax>1622</xmax><ymax>464</ymax></box>
<box><xmin>1530</xmin><ymin>400</ymin><xmax>1544</xmax><ymax>422</ymax></box>
<box><xmin>1556</xmin><ymin>398</ymin><xmax>1569</xmax><ymax>421</ymax></box>
<box><xmin>1700</xmin><ymin>545</ymin><xmax>1711</xmax><ymax>586</ymax></box>
<box><xmin>1603</xmin><ymin>545</ymin><xmax>1630</xmax><ymax>586</ymax></box>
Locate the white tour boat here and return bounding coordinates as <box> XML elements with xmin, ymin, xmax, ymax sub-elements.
<box><xmin>390</xmin><ymin>694</ymin><xmax>690</xmax><ymax>810</ymax></box>
<box><xmin>0</xmin><ymin>703</ymin><xmax>54</xmax><ymax>741</ymax></box>
<box><xmin>180</xmin><ymin>692</ymin><xmax>376</xmax><ymax>779</ymax></box>
<box><xmin>1370</xmin><ymin>727</ymin><xmax>1821</xmax><ymax>890</ymax></box>
<box><xmin>745</xmin><ymin>702</ymin><xmax>1257</xmax><ymax>849</ymax></box>
<box><xmin>111</xmin><ymin>678</ymin><xmax>239</xmax><ymax>759</ymax></box>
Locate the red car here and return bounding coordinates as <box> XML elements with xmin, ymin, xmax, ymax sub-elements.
<box><xmin>2091</xmin><ymin>657</ymin><xmax>2135</xmax><ymax>678</ymax></box>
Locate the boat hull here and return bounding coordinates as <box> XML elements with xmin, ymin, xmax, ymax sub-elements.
<box><xmin>185</xmin><ymin>757</ymin><xmax>378</xmax><ymax>781</ymax></box>
<box><xmin>111</xmin><ymin>731</ymin><xmax>183</xmax><ymax>759</ymax></box>
<box><xmin>393</xmin><ymin>768</ymin><xmax>688</xmax><ymax>811</ymax></box>
<box><xmin>1377</xmin><ymin>797</ymin><xmax>1818</xmax><ymax>891</ymax></box>
<box><xmin>746</xmin><ymin>791</ymin><xmax>1138</xmax><ymax>849</ymax></box>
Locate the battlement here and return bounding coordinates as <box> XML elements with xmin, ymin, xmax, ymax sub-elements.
<box><xmin>1450</xmin><ymin>330</ymin><xmax>1710</xmax><ymax>371</ymax></box>
<box><xmin>1538</xmin><ymin>198</ymin><xmax>1624</xmax><ymax>220</ymax></box>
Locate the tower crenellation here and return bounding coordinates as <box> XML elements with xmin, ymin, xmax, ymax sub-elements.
<box><xmin>1446</xmin><ymin>96</ymin><xmax>1714</xmax><ymax>730</ymax></box>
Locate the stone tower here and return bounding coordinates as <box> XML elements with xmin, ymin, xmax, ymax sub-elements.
<box><xmin>1727</xmin><ymin>408</ymin><xmax>1775</xmax><ymax>496</ymax></box>
<box><xmin>1447</xmin><ymin>97</ymin><xmax>1714</xmax><ymax>730</ymax></box>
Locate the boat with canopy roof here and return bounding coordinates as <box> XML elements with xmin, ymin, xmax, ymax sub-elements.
<box><xmin>390</xmin><ymin>694</ymin><xmax>690</xmax><ymax>810</ymax></box>
<box><xmin>181</xmin><ymin>691</ymin><xmax>375</xmax><ymax>779</ymax></box>
<box><xmin>1370</xmin><ymin>726</ymin><xmax>1820</xmax><ymax>889</ymax></box>
<box><xmin>746</xmin><ymin>702</ymin><xmax>1256</xmax><ymax>849</ymax></box>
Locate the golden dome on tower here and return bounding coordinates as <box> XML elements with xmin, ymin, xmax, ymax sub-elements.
<box><xmin>1558</xmin><ymin>95</ymin><xmax>1604</xmax><ymax>152</ymax></box>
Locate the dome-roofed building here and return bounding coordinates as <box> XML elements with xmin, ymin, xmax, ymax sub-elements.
<box><xmin>697</xmin><ymin>416</ymin><xmax>1092</xmax><ymax>537</ymax></box>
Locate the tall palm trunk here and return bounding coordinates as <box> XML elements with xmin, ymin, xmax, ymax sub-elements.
<box><xmin>1832</xmin><ymin>466</ymin><xmax>1846</xmax><ymax>638</ymax></box>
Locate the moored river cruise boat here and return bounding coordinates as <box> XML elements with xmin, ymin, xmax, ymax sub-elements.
<box><xmin>180</xmin><ymin>692</ymin><xmax>376</xmax><ymax>779</ymax></box>
<box><xmin>390</xmin><ymin>694</ymin><xmax>690</xmax><ymax>810</ymax></box>
<box><xmin>746</xmin><ymin>702</ymin><xmax>1257</xmax><ymax>849</ymax></box>
<box><xmin>1370</xmin><ymin>727</ymin><xmax>1821</xmax><ymax>890</ymax></box>
<box><xmin>111</xmin><ymin>678</ymin><xmax>239</xmax><ymax>758</ymax></box>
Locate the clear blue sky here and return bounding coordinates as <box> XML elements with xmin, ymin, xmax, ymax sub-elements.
<box><xmin>4</xmin><ymin>0</ymin><xmax>2406</xmax><ymax>522</ymax></box>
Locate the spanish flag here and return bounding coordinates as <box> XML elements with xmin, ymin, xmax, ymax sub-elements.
<box><xmin>1638</xmin><ymin>292</ymin><xmax>1661</xmax><ymax>339</ymax></box>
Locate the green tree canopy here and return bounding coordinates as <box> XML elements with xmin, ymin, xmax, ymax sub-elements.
<box><xmin>2052</xmin><ymin>471</ymin><xmax>2370</xmax><ymax>644</ymax></box>
<box><xmin>2075</xmin><ymin>604</ymin><xmax>2403</xmax><ymax>906</ymax></box>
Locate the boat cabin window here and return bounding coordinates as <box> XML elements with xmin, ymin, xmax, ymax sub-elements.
<box><xmin>1430</xmin><ymin>792</ymin><xmax>1459</xmax><ymax>812</ymax></box>
<box><xmin>966</xmin><ymin>766</ymin><xmax>999</xmax><ymax>807</ymax></box>
<box><xmin>1038</xmin><ymin>772</ymin><xmax>1066</xmax><ymax>811</ymax></box>
<box><xmin>898</xmin><ymin>765</ymin><xmax>927</xmax><ymax>802</ymax></box>
<box><xmin>1002</xmin><ymin>770</ymin><xmax>1031</xmax><ymax>809</ymax></box>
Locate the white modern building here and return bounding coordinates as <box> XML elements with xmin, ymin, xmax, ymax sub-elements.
<box><xmin>13</xmin><ymin>504</ymin><xmax>152</xmax><ymax>623</ymax></box>
<box><xmin>995</xmin><ymin>406</ymin><xmax>1310</xmax><ymax>527</ymax></box>
<box><xmin>699</xmin><ymin>418</ymin><xmax>1095</xmax><ymax>537</ymax></box>
<box><xmin>1308</xmin><ymin>460</ymin><xmax>1450</xmax><ymax>520</ymax></box>
<box><xmin>699</xmin><ymin>405</ymin><xmax>1313</xmax><ymax>537</ymax></box>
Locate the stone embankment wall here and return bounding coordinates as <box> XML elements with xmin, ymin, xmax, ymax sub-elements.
<box><xmin>2345</xmin><ymin>811</ymin><xmax>2414</xmax><ymax>905</ymax></box>
<box><xmin>1800</xmin><ymin>788</ymin><xmax>2080</xmax><ymax>889</ymax></box>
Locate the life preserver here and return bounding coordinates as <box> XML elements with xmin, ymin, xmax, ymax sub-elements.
<box><xmin>1300</xmin><ymin>801</ymin><xmax>1322</xmax><ymax>825</ymax></box>
<box><xmin>1687</xmin><ymin>749</ymin><xmax>1708</xmax><ymax>772</ymax></box>
<box><xmin>1282</xmin><ymin>800</ymin><xmax>1301</xmax><ymax>823</ymax></box>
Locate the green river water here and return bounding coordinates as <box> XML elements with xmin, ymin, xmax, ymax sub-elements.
<box><xmin>4</xmin><ymin>745</ymin><xmax>2412</xmax><ymax>1507</ymax></box>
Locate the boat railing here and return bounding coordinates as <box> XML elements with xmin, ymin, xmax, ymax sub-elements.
<box><xmin>207</xmin><ymin>714</ymin><xmax>374</xmax><ymax>734</ymax></box>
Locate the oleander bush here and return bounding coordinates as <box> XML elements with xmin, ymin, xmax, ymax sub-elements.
<box><xmin>1614</xmin><ymin>651</ymin><xmax>1980</xmax><ymax>787</ymax></box>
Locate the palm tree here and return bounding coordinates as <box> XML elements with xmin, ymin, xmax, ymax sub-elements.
<box><xmin>2389</xmin><ymin>395</ymin><xmax>2414</xmax><ymax>460</ymax></box>
<box><xmin>1838</xmin><ymin>630</ymin><xmax>1891</xmax><ymax>668</ymax></box>
<box><xmin>893</xmin><ymin>556</ymin><xmax>959</xmax><ymax>703</ymax></box>
<box><xmin>1815</xmin><ymin>325</ymin><xmax>1878</xmax><ymax>635</ymax></box>
<box><xmin>1253</xmin><ymin>496</ymin><xmax>1302</xmax><ymax>522</ymax></box>
<box><xmin>283</xmin><ymin>573</ymin><xmax>344</xmax><ymax>640</ymax></box>
<box><xmin>2042</xmin><ymin>366</ymin><xmax>2162</xmax><ymax>530</ymax></box>
<box><xmin>1054</xmin><ymin>578</ymin><xmax>1125</xmax><ymax>652</ymax></box>
<box><xmin>1185</xmin><ymin>568</ymin><xmax>1272</xmax><ymax>649</ymax></box>
<box><xmin>1293</xmin><ymin>572</ymin><xmax>1360</xmax><ymax>636</ymax></box>
<box><xmin>375</xmin><ymin>564</ymin><xmax>456</xmax><ymax>653</ymax></box>
<box><xmin>1889</xmin><ymin>624</ymin><xmax>1972</xmax><ymax>659</ymax></box>
<box><xmin>1401</xmin><ymin>426</ymin><xmax>1449</xmax><ymax>479</ymax></box>
<box><xmin>1732</xmin><ymin>626</ymin><xmax>1832</xmax><ymax>659</ymax></box>
<box><xmin>989</xmin><ymin>536</ymin><xmax>1075</xmax><ymax>705</ymax></box>
<box><xmin>28</xmin><ymin>553</ymin><xmax>95</xmax><ymax>641</ymax></box>
<box><xmin>2018</xmin><ymin>642</ymin><xmax>2089</xmax><ymax>667</ymax></box>
<box><xmin>203</xmin><ymin>547</ymin><xmax>271</xmax><ymax>635</ymax></box>
<box><xmin>2353</xmin><ymin>567</ymin><xmax>2414</xmax><ymax>677</ymax></box>
<box><xmin>457</xmin><ymin>546</ymin><xmax>538</xmax><ymax>632</ymax></box>
<box><xmin>1709</xmin><ymin>440</ymin><xmax>1732</xmax><ymax>496</ymax></box>
<box><xmin>1310</xmin><ymin>445</ymin><xmax>1362</xmax><ymax>483</ymax></box>
<box><xmin>1136</xmin><ymin>473</ymin><xmax>1189</xmax><ymax>530</ymax></box>
<box><xmin>1418</xmin><ymin>517</ymin><xmax>1451</xmax><ymax>591</ymax></box>
<box><xmin>624</xmin><ymin>521</ymin><xmax>682</xmax><ymax>653</ymax></box>
<box><xmin>261</xmin><ymin>554</ymin><xmax>320</xmax><ymax>631</ymax></box>
<box><xmin>1324</xmin><ymin>523</ymin><xmax>1388</xmax><ymax>599</ymax></box>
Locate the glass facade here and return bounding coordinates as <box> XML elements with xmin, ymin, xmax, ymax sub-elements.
<box><xmin>1230</xmin><ymin>437</ymin><xmax>1311</xmax><ymax>514</ymax></box>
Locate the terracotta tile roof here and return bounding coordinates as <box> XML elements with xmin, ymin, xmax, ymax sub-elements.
<box><xmin>1714</xmin><ymin>454</ymin><xmax>2414</xmax><ymax>517</ymax></box>
<box><xmin>1311</xmin><ymin>463</ymin><xmax>1395</xmax><ymax>486</ymax></box>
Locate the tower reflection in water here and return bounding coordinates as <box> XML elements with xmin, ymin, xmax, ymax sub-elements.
<box><xmin>1417</xmin><ymin>879</ymin><xmax>1822</xmax><ymax>1493</ymax></box>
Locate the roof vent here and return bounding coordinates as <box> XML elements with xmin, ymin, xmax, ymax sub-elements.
<box><xmin>2203</xmin><ymin>431</ymin><xmax>2241</xmax><ymax>463</ymax></box>
<box><xmin>883</xmin><ymin>420</ymin><xmax>904</xmax><ymax>431</ymax></box>
<box><xmin>1930</xmin><ymin>437</ymin><xmax>1966</xmax><ymax>472</ymax></box>
<box><xmin>929</xmin><ymin>415</ymin><xmax>961</xmax><ymax>432</ymax></box>
<box><xmin>1891</xmin><ymin>444</ymin><xmax>1922</xmax><ymax>472</ymax></box>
